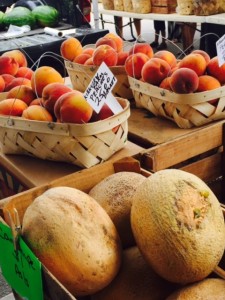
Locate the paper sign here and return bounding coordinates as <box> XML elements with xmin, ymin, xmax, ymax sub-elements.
<box><xmin>83</xmin><ymin>62</ymin><xmax>123</xmax><ymax>114</ymax></box>
<box><xmin>216</xmin><ymin>34</ymin><xmax>225</xmax><ymax>67</ymax></box>
<box><xmin>0</xmin><ymin>222</ymin><xmax>43</xmax><ymax>300</ymax></box>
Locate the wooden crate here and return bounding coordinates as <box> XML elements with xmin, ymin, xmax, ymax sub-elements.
<box><xmin>151</xmin><ymin>0</ymin><xmax>177</xmax><ymax>13</ymax></box>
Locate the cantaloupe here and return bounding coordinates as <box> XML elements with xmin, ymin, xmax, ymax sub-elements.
<box><xmin>166</xmin><ymin>278</ymin><xmax>225</xmax><ymax>299</ymax></box>
<box><xmin>92</xmin><ymin>246</ymin><xmax>178</xmax><ymax>300</ymax></box>
<box><xmin>89</xmin><ymin>171</ymin><xmax>146</xmax><ymax>248</ymax></box>
<box><xmin>131</xmin><ymin>169</ymin><xmax>225</xmax><ymax>284</ymax></box>
<box><xmin>22</xmin><ymin>186</ymin><xmax>122</xmax><ymax>297</ymax></box>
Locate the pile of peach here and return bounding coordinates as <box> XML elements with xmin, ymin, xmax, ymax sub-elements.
<box><xmin>124</xmin><ymin>43</ymin><xmax>225</xmax><ymax>105</ymax></box>
<box><xmin>0</xmin><ymin>49</ymin><xmax>116</xmax><ymax>124</ymax></box>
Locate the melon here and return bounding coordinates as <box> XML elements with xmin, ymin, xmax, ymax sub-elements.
<box><xmin>166</xmin><ymin>278</ymin><xmax>225</xmax><ymax>299</ymax></box>
<box><xmin>131</xmin><ymin>169</ymin><xmax>225</xmax><ymax>284</ymax></box>
<box><xmin>89</xmin><ymin>171</ymin><xmax>146</xmax><ymax>248</ymax></box>
<box><xmin>22</xmin><ymin>186</ymin><xmax>122</xmax><ymax>296</ymax></box>
<box><xmin>92</xmin><ymin>246</ymin><xmax>178</xmax><ymax>300</ymax></box>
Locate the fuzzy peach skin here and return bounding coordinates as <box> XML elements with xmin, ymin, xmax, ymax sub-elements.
<box><xmin>95</xmin><ymin>37</ymin><xmax>117</xmax><ymax>51</ymax></box>
<box><xmin>128</xmin><ymin>43</ymin><xmax>154</xmax><ymax>59</ymax></box>
<box><xmin>0</xmin><ymin>56</ymin><xmax>19</xmax><ymax>76</ymax></box>
<box><xmin>42</xmin><ymin>82</ymin><xmax>73</xmax><ymax>114</ymax></box>
<box><xmin>170</xmin><ymin>67</ymin><xmax>199</xmax><ymax>94</ymax></box>
<box><xmin>159</xmin><ymin>77</ymin><xmax>173</xmax><ymax>91</ymax></box>
<box><xmin>207</xmin><ymin>56</ymin><xmax>225</xmax><ymax>85</ymax></box>
<box><xmin>31</xmin><ymin>66</ymin><xmax>64</xmax><ymax>97</ymax></box>
<box><xmin>22</xmin><ymin>105</ymin><xmax>53</xmax><ymax>121</ymax></box>
<box><xmin>125</xmin><ymin>53</ymin><xmax>149</xmax><ymax>79</ymax></box>
<box><xmin>54</xmin><ymin>91</ymin><xmax>93</xmax><ymax>124</ymax></box>
<box><xmin>0</xmin><ymin>75</ymin><xmax>5</xmax><ymax>92</ymax></box>
<box><xmin>117</xmin><ymin>52</ymin><xmax>129</xmax><ymax>66</ymax></box>
<box><xmin>2</xmin><ymin>49</ymin><xmax>27</xmax><ymax>67</ymax></box>
<box><xmin>73</xmin><ymin>53</ymin><xmax>91</xmax><ymax>64</ymax></box>
<box><xmin>1</xmin><ymin>74</ymin><xmax>15</xmax><ymax>90</ymax></box>
<box><xmin>192</xmin><ymin>49</ymin><xmax>210</xmax><ymax>65</ymax></box>
<box><xmin>7</xmin><ymin>85</ymin><xmax>36</xmax><ymax>105</ymax></box>
<box><xmin>60</xmin><ymin>37</ymin><xmax>83</xmax><ymax>61</ymax></box>
<box><xmin>29</xmin><ymin>98</ymin><xmax>44</xmax><ymax>106</ymax></box>
<box><xmin>93</xmin><ymin>45</ymin><xmax>118</xmax><ymax>67</ymax></box>
<box><xmin>82</xmin><ymin>48</ymin><xmax>95</xmax><ymax>56</ymax></box>
<box><xmin>153</xmin><ymin>50</ymin><xmax>177</xmax><ymax>68</ymax></box>
<box><xmin>141</xmin><ymin>57</ymin><xmax>171</xmax><ymax>86</ymax></box>
<box><xmin>196</xmin><ymin>75</ymin><xmax>221</xmax><ymax>105</ymax></box>
<box><xmin>5</xmin><ymin>77</ymin><xmax>31</xmax><ymax>92</ymax></box>
<box><xmin>84</xmin><ymin>57</ymin><xmax>94</xmax><ymax>65</ymax></box>
<box><xmin>104</xmin><ymin>33</ymin><xmax>123</xmax><ymax>53</ymax></box>
<box><xmin>15</xmin><ymin>67</ymin><xmax>34</xmax><ymax>80</ymax></box>
<box><xmin>178</xmin><ymin>53</ymin><xmax>207</xmax><ymax>76</ymax></box>
<box><xmin>0</xmin><ymin>98</ymin><xmax>28</xmax><ymax>116</ymax></box>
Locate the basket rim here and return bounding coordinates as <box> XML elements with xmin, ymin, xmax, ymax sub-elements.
<box><xmin>0</xmin><ymin>98</ymin><xmax>130</xmax><ymax>137</ymax></box>
<box><xmin>64</xmin><ymin>59</ymin><xmax>126</xmax><ymax>72</ymax></box>
<box><xmin>128</xmin><ymin>76</ymin><xmax>225</xmax><ymax>105</ymax></box>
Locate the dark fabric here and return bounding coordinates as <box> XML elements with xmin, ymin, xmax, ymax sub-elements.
<box><xmin>154</xmin><ymin>20</ymin><xmax>165</xmax><ymax>31</ymax></box>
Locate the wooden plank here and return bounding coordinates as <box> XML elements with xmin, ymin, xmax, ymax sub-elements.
<box><xmin>139</xmin><ymin>120</ymin><xmax>224</xmax><ymax>171</ymax></box>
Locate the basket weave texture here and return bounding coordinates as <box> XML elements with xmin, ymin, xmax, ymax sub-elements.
<box><xmin>128</xmin><ymin>76</ymin><xmax>225</xmax><ymax>129</ymax></box>
<box><xmin>0</xmin><ymin>98</ymin><xmax>130</xmax><ymax>168</ymax></box>
<box><xmin>65</xmin><ymin>60</ymin><xmax>133</xmax><ymax>100</ymax></box>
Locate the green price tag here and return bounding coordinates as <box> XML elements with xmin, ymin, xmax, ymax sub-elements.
<box><xmin>0</xmin><ymin>222</ymin><xmax>43</xmax><ymax>300</ymax></box>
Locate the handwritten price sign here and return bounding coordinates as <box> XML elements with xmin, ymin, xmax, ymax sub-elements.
<box><xmin>216</xmin><ymin>34</ymin><xmax>225</xmax><ymax>67</ymax></box>
<box><xmin>84</xmin><ymin>62</ymin><xmax>123</xmax><ymax>114</ymax></box>
<box><xmin>0</xmin><ymin>222</ymin><xmax>43</xmax><ymax>300</ymax></box>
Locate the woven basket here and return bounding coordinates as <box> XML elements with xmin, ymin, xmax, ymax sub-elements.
<box><xmin>65</xmin><ymin>60</ymin><xmax>133</xmax><ymax>100</ymax></box>
<box><xmin>0</xmin><ymin>98</ymin><xmax>130</xmax><ymax>168</ymax></box>
<box><xmin>176</xmin><ymin>0</ymin><xmax>194</xmax><ymax>14</ymax></box>
<box><xmin>128</xmin><ymin>76</ymin><xmax>225</xmax><ymax>129</ymax></box>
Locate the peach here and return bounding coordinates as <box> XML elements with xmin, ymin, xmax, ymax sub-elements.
<box><xmin>0</xmin><ymin>75</ymin><xmax>5</xmax><ymax>92</ymax></box>
<box><xmin>82</xmin><ymin>48</ymin><xmax>95</xmax><ymax>56</ymax></box>
<box><xmin>207</xmin><ymin>56</ymin><xmax>225</xmax><ymax>85</ymax></box>
<box><xmin>22</xmin><ymin>105</ymin><xmax>53</xmax><ymax>121</ymax></box>
<box><xmin>128</xmin><ymin>43</ymin><xmax>154</xmax><ymax>59</ymax></box>
<box><xmin>1</xmin><ymin>74</ymin><xmax>15</xmax><ymax>90</ymax></box>
<box><xmin>42</xmin><ymin>82</ymin><xmax>73</xmax><ymax>114</ymax></box>
<box><xmin>192</xmin><ymin>49</ymin><xmax>210</xmax><ymax>65</ymax></box>
<box><xmin>54</xmin><ymin>90</ymin><xmax>93</xmax><ymax>124</ymax></box>
<box><xmin>60</xmin><ymin>37</ymin><xmax>83</xmax><ymax>61</ymax></box>
<box><xmin>6</xmin><ymin>85</ymin><xmax>36</xmax><ymax>105</ymax></box>
<box><xmin>0</xmin><ymin>98</ymin><xmax>28</xmax><ymax>116</ymax></box>
<box><xmin>153</xmin><ymin>50</ymin><xmax>177</xmax><ymax>68</ymax></box>
<box><xmin>125</xmin><ymin>53</ymin><xmax>149</xmax><ymax>79</ymax></box>
<box><xmin>31</xmin><ymin>66</ymin><xmax>64</xmax><ymax>97</ymax></box>
<box><xmin>179</xmin><ymin>53</ymin><xmax>207</xmax><ymax>76</ymax></box>
<box><xmin>170</xmin><ymin>68</ymin><xmax>199</xmax><ymax>94</ymax></box>
<box><xmin>15</xmin><ymin>67</ymin><xmax>34</xmax><ymax>80</ymax></box>
<box><xmin>104</xmin><ymin>32</ymin><xmax>123</xmax><ymax>52</ymax></box>
<box><xmin>117</xmin><ymin>51</ymin><xmax>129</xmax><ymax>66</ymax></box>
<box><xmin>0</xmin><ymin>56</ymin><xmax>19</xmax><ymax>76</ymax></box>
<box><xmin>159</xmin><ymin>77</ymin><xmax>172</xmax><ymax>91</ymax></box>
<box><xmin>141</xmin><ymin>57</ymin><xmax>171</xmax><ymax>86</ymax></box>
<box><xmin>84</xmin><ymin>57</ymin><xmax>94</xmax><ymax>65</ymax></box>
<box><xmin>2</xmin><ymin>49</ymin><xmax>27</xmax><ymax>67</ymax></box>
<box><xmin>29</xmin><ymin>98</ymin><xmax>43</xmax><ymax>106</ymax></box>
<box><xmin>90</xmin><ymin>103</ymin><xmax>113</xmax><ymax>122</ymax></box>
<box><xmin>95</xmin><ymin>37</ymin><xmax>117</xmax><ymax>51</ymax></box>
<box><xmin>196</xmin><ymin>75</ymin><xmax>221</xmax><ymax>105</ymax></box>
<box><xmin>93</xmin><ymin>45</ymin><xmax>118</xmax><ymax>67</ymax></box>
<box><xmin>5</xmin><ymin>77</ymin><xmax>31</xmax><ymax>92</ymax></box>
<box><xmin>73</xmin><ymin>53</ymin><xmax>91</xmax><ymax>64</ymax></box>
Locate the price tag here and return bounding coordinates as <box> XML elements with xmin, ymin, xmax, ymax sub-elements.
<box><xmin>0</xmin><ymin>222</ymin><xmax>43</xmax><ymax>300</ymax></box>
<box><xmin>216</xmin><ymin>34</ymin><xmax>225</xmax><ymax>67</ymax></box>
<box><xmin>84</xmin><ymin>62</ymin><xmax>123</xmax><ymax>114</ymax></box>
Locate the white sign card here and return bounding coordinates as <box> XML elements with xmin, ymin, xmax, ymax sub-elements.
<box><xmin>83</xmin><ymin>62</ymin><xmax>123</xmax><ymax>114</ymax></box>
<box><xmin>216</xmin><ymin>34</ymin><xmax>225</xmax><ymax>67</ymax></box>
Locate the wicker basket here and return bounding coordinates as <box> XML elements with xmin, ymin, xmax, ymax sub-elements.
<box><xmin>128</xmin><ymin>76</ymin><xmax>225</xmax><ymax>129</ymax></box>
<box><xmin>65</xmin><ymin>60</ymin><xmax>133</xmax><ymax>100</ymax></box>
<box><xmin>177</xmin><ymin>0</ymin><xmax>194</xmax><ymax>14</ymax></box>
<box><xmin>0</xmin><ymin>98</ymin><xmax>130</xmax><ymax>168</ymax></box>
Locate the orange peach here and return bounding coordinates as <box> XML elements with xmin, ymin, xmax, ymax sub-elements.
<box><xmin>22</xmin><ymin>105</ymin><xmax>53</xmax><ymax>121</ymax></box>
<box><xmin>82</xmin><ymin>48</ymin><xmax>95</xmax><ymax>56</ymax></box>
<box><xmin>6</xmin><ymin>85</ymin><xmax>36</xmax><ymax>105</ymax></box>
<box><xmin>104</xmin><ymin>32</ymin><xmax>123</xmax><ymax>53</ymax></box>
<box><xmin>192</xmin><ymin>49</ymin><xmax>210</xmax><ymax>65</ymax></box>
<box><xmin>179</xmin><ymin>53</ymin><xmax>207</xmax><ymax>76</ymax></box>
<box><xmin>73</xmin><ymin>53</ymin><xmax>91</xmax><ymax>64</ymax></box>
<box><xmin>196</xmin><ymin>75</ymin><xmax>221</xmax><ymax>104</ymax></box>
<box><xmin>170</xmin><ymin>68</ymin><xmax>199</xmax><ymax>94</ymax></box>
<box><xmin>159</xmin><ymin>77</ymin><xmax>172</xmax><ymax>91</ymax></box>
<box><xmin>2</xmin><ymin>49</ymin><xmax>27</xmax><ymax>67</ymax></box>
<box><xmin>31</xmin><ymin>66</ymin><xmax>64</xmax><ymax>97</ymax></box>
<box><xmin>117</xmin><ymin>51</ymin><xmax>129</xmax><ymax>66</ymax></box>
<box><xmin>42</xmin><ymin>82</ymin><xmax>73</xmax><ymax>114</ymax></box>
<box><xmin>54</xmin><ymin>90</ymin><xmax>93</xmax><ymax>124</ymax></box>
<box><xmin>0</xmin><ymin>75</ymin><xmax>5</xmax><ymax>92</ymax></box>
<box><xmin>0</xmin><ymin>56</ymin><xmax>19</xmax><ymax>76</ymax></box>
<box><xmin>128</xmin><ymin>43</ymin><xmax>154</xmax><ymax>59</ymax></box>
<box><xmin>84</xmin><ymin>57</ymin><xmax>94</xmax><ymax>65</ymax></box>
<box><xmin>95</xmin><ymin>37</ymin><xmax>117</xmax><ymax>51</ymax></box>
<box><xmin>141</xmin><ymin>57</ymin><xmax>171</xmax><ymax>86</ymax></box>
<box><xmin>90</xmin><ymin>103</ymin><xmax>113</xmax><ymax>122</ymax></box>
<box><xmin>153</xmin><ymin>50</ymin><xmax>177</xmax><ymax>68</ymax></box>
<box><xmin>60</xmin><ymin>37</ymin><xmax>83</xmax><ymax>61</ymax></box>
<box><xmin>207</xmin><ymin>56</ymin><xmax>225</xmax><ymax>85</ymax></box>
<box><xmin>93</xmin><ymin>45</ymin><xmax>118</xmax><ymax>67</ymax></box>
<box><xmin>125</xmin><ymin>53</ymin><xmax>149</xmax><ymax>79</ymax></box>
<box><xmin>29</xmin><ymin>98</ymin><xmax>43</xmax><ymax>106</ymax></box>
<box><xmin>1</xmin><ymin>74</ymin><xmax>15</xmax><ymax>90</ymax></box>
<box><xmin>0</xmin><ymin>98</ymin><xmax>28</xmax><ymax>116</ymax></box>
<box><xmin>15</xmin><ymin>67</ymin><xmax>34</xmax><ymax>80</ymax></box>
<box><xmin>5</xmin><ymin>77</ymin><xmax>31</xmax><ymax>92</ymax></box>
